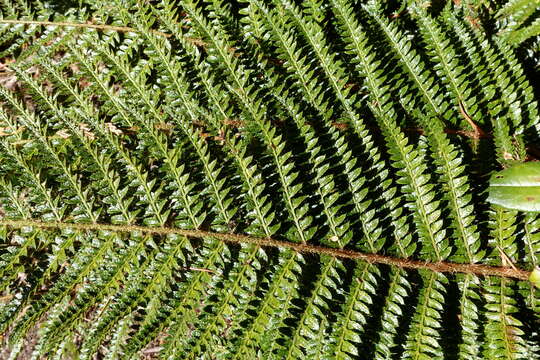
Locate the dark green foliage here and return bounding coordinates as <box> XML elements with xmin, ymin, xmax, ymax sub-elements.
<box><xmin>496</xmin><ymin>0</ymin><xmax>540</xmax><ymax>46</ymax></box>
<box><xmin>0</xmin><ymin>0</ymin><xmax>539</xmax><ymax>359</ymax></box>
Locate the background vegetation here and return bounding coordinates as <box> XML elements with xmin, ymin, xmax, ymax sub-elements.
<box><xmin>0</xmin><ymin>0</ymin><xmax>539</xmax><ymax>358</ymax></box>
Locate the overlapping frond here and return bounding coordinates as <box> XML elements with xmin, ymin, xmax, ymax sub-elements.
<box><xmin>497</xmin><ymin>0</ymin><xmax>540</xmax><ymax>46</ymax></box>
<box><xmin>0</xmin><ymin>0</ymin><xmax>539</xmax><ymax>359</ymax></box>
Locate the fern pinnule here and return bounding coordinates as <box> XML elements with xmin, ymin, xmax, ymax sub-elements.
<box><xmin>128</xmin><ymin>11</ymin><xmax>238</xmax><ymax>230</ymax></box>
<box><xmin>36</xmin><ymin>232</ymin><xmax>150</xmax><ymax>353</ymax></box>
<box><xmin>469</xmin><ymin>18</ymin><xmax>536</xmax><ymax>142</ymax></box>
<box><xmin>178</xmin><ymin>245</ymin><xmax>268</xmax><ymax>359</ymax></box>
<box><xmin>0</xmin><ymin>228</ymin><xmax>37</xmax><ymax>293</ymax></box>
<box><xmin>489</xmin><ymin>206</ymin><xmax>519</xmax><ymax>268</ymax></box>
<box><xmin>32</xmin><ymin>295</ymin><xmax>72</xmax><ymax>359</ymax></box>
<box><xmin>362</xmin><ymin>3</ymin><xmax>450</xmax><ymax>262</ymax></box>
<box><xmin>491</xmin><ymin>35</ymin><xmax>539</xmax><ymax>132</ymax></box>
<box><xmin>78</xmin><ymin>233</ymin><xmax>192</xmax><ymax>359</ymax></box>
<box><xmin>457</xmin><ymin>274</ymin><xmax>483</xmax><ymax>360</ymax></box>
<box><xmin>227</xmin><ymin>251</ymin><xmax>303</xmax><ymax>358</ymax></box>
<box><xmin>402</xmin><ymin>271</ymin><xmax>448</xmax><ymax>360</ymax></box>
<box><xmin>280</xmin><ymin>257</ymin><xmax>344</xmax><ymax>359</ymax></box>
<box><xmin>0</xmin><ymin>118</ymin><xmax>64</xmax><ymax>223</ymax></box>
<box><xmin>119</xmin><ymin>238</ymin><xmax>227</xmax><ymax>358</ymax></box>
<box><xmin>95</xmin><ymin>42</ymin><xmax>208</xmax><ymax>230</ymax></box>
<box><xmin>103</xmin><ymin>313</ymin><xmax>131</xmax><ymax>360</ymax></box>
<box><xmin>0</xmin><ymin>178</ymin><xmax>30</xmax><ymax>219</ymax></box>
<box><xmin>180</xmin><ymin>0</ymin><xmax>316</xmax><ymax>244</ymax></box>
<box><xmin>483</xmin><ymin>207</ymin><xmax>531</xmax><ymax>355</ymax></box>
<box><xmin>7</xmin><ymin>230</ymin><xmax>113</xmax><ymax>344</ymax></box>
<box><xmin>483</xmin><ymin>277</ymin><xmax>529</xmax><ymax>359</ymax></box>
<box><xmin>413</xmin><ymin>110</ymin><xmax>483</xmax><ymax>264</ymax></box>
<box><xmin>329</xmin><ymin>0</ymin><xmax>415</xmax><ymax>259</ymax></box>
<box><xmin>9</xmin><ymin>27</ymin><xmax>74</xmax><ymax>70</ymax></box>
<box><xmin>397</xmin><ymin>93</ymin><xmax>480</xmax><ymax>263</ymax></box>
<box><xmin>496</xmin><ymin>0</ymin><xmax>538</xmax><ymax>21</ymax></box>
<box><xmin>372</xmin><ymin>268</ymin><xmax>412</xmax><ymax>360</ymax></box>
<box><xmin>522</xmin><ymin>213</ymin><xmax>540</xmax><ymax>267</ymax></box>
<box><xmin>325</xmin><ymin>262</ymin><xmax>380</xmax><ymax>359</ymax></box>
<box><xmin>12</xmin><ymin>63</ymin><xmax>136</xmax><ymax>225</ymax></box>
<box><xmin>0</xmin><ymin>18</ymin><xmax>41</xmax><ymax>59</ymax></box>
<box><xmin>0</xmin><ymin>0</ymin><xmax>17</xmax><ymax>16</ymax></box>
<box><xmin>504</xmin><ymin>18</ymin><xmax>540</xmax><ymax>46</ymax></box>
<box><xmin>63</xmin><ymin>43</ymin><xmax>173</xmax><ymax>227</ymax></box>
<box><xmin>154</xmin><ymin>0</ymin><xmax>281</xmax><ymax>238</ymax></box>
<box><xmin>496</xmin><ymin>0</ymin><xmax>540</xmax><ymax>45</ymax></box>
<box><xmin>519</xmin><ymin>214</ymin><xmax>540</xmax><ymax>329</ymax></box>
<box><xmin>443</xmin><ymin>10</ymin><xmax>520</xmax><ymax>162</ymax></box>
<box><xmin>246</xmin><ymin>0</ymin><xmax>383</xmax><ymax>251</ymax></box>
<box><xmin>1</xmin><ymin>87</ymin><xmax>99</xmax><ymax>223</ymax></box>
<box><xmin>414</xmin><ymin>7</ymin><xmax>482</xmax><ymax>130</ymax></box>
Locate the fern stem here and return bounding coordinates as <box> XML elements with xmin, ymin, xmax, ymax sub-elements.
<box><xmin>0</xmin><ymin>219</ymin><xmax>532</xmax><ymax>281</ymax></box>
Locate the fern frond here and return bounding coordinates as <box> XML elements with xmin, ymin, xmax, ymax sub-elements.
<box><xmin>245</xmin><ymin>0</ymin><xmax>383</xmax><ymax>251</ymax></box>
<box><xmin>458</xmin><ymin>273</ymin><xmax>483</xmax><ymax>360</ymax></box>
<box><xmin>181</xmin><ymin>0</ymin><xmax>316</xmax><ymax>244</ymax></box>
<box><xmin>497</xmin><ymin>0</ymin><xmax>540</xmax><ymax>45</ymax></box>
<box><xmin>0</xmin><ymin>1</ymin><xmax>539</xmax><ymax>358</ymax></box>
<box><xmin>402</xmin><ymin>271</ymin><xmax>448</xmax><ymax>360</ymax></box>
<box><xmin>483</xmin><ymin>277</ymin><xmax>529</xmax><ymax>359</ymax></box>
<box><xmin>1</xmin><ymin>86</ymin><xmax>99</xmax><ymax>223</ymax></box>
<box><xmin>325</xmin><ymin>262</ymin><xmax>380</xmax><ymax>359</ymax></box>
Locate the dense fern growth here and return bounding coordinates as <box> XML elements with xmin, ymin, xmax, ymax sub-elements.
<box><xmin>0</xmin><ymin>0</ymin><xmax>539</xmax><ymax>359</ymax></box>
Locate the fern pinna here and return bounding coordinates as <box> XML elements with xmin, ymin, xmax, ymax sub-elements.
<box><xmin>0</xmin><ymin>0</ymin><xmax>539</xmax><ymax>359</ymax></box>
